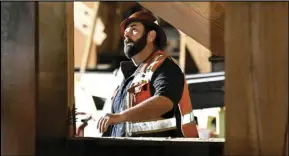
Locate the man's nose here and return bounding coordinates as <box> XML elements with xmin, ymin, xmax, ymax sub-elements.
<box><xmin>124</xmin><ymin>30</ymin><xmax>131</xmax><ymax>39</ymax></box>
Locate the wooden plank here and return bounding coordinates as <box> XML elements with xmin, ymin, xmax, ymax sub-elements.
<box><xmin>68</xmin><ymin>137</ymin><xmax>224</xmax><ymax>156</ymax></box>
<box><xmin>80</xmin><ymin>2</ymin><xmax>99</xmax><ymax>74</ymax></box>
<box><xmin>1</xmin><ymin>2</ymin><xmax>36</xmax><ymax>155</ymax></box>
<box><xmin>66</xmin><ymin>2</ymin><xmax>75</xmax><ymax>137</ymax></box>
<box><xmin>185</xmin><ymin>35</ymin><xmax>212</xmax><ymax>73</ymax></box>
<box><xmin>72</xmin><ymin>137</ymin><xmax>225</xmax><ymax>142</ymax></box>
<box><xmin>74</xmin><ymin>2</ymin><xmax>98</xmax><ymax>69</ymax></box>
<box><xmin>74</xmin><ymin>30</ymin><xmax>96</xmax><ymax>69</ymax></box>
<box><xmin>179</xmin><ymin>31</ymin><xmax>212</xmax><ymax>73</ymax></box>
<box><xmin>179</xmin><ymin>31</ymin><xmax>186</xmax><ymax>72</ymax></box>
<box><xmin>225</xmin><ymin>2</ymin><xmax>288</xmax><ymax>156</ymax></box>
<box><xmin>138</xmin><ymin>2</ymin><xmax>224</xmax><ymax>56</ymax></box>
<box><xmin>37</xmin><ymin>2</ymin><xmax>72</xmax><ymax>140</ymax></box>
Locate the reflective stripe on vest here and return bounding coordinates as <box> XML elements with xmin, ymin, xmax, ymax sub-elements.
<box><xmin>125</xmin><ymin>50</ymin><xmax>198</xmax><ymax>137</ymax></box>
<box><xmin>129</xmin><ymin>111</ymin><xmax>195</xmax><ymax>134</ymax></box>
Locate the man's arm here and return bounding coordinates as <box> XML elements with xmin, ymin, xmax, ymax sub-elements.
<box><xmin>120</xmin><ymin>95</ymin><xmax>174</xmax><ymax>122</ymax></box>
<box><xmin>97</xmin><ymin>93</ymin><xmax>174</xmax><ymax>133</ymax></box>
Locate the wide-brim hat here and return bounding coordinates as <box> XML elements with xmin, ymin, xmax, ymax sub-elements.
<box><xmin>120</xmin><ymin>11</ymin><xmax>167</xmax><ymax>50</ymax></box>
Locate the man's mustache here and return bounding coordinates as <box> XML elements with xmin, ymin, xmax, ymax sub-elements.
<box><xmin>124</xmin><ymin>38</ymin><xmax>134</xmax><ymax>45</ymax></box>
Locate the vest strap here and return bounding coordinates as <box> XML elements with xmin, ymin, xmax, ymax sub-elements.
<box><xmin>143</xmin><ymin>54</ymin><xmax>167</xmax><ymax>81</ymax></box>
<box><xmin>127</xmin><ymin>111</ymin><xmax>195</xmax><ymax>135</ymax></box>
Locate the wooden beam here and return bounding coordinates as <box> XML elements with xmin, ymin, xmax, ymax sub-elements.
<box><xmin>179</xmin><ymin>31</ymin><xmax>212</xmax><ymax>73</ymax></box>
<box><xmin>74</xmin><ymin>2</ymin><xmax>97</xmax><ymax>69</ymax></box>
<box><xmin>225</xmin><ymin>2</ymin><xmax>288</xmax><ymax>156</ymax></box>
<box><xmin>183</xmin><ymin>2</ymin><xmax>225</xmax><ymax>28</ymax></box>
<box><xmin>179</xmin><ymin>31</ymin><xmax>186</xmax><ymax>72</ymax></box>
<box><xmin>80</xmin><ymin>2</ymin><xmax>99</xmax><ymax>74</ymax></box>
<box><xmin>185</xmin><ymin>34</ymin><xmax>212</xmax><ymax>73</ymax></box>
<box><xmin>138</xmin><ymin>2</ymin><xmax>224</xmax><ymax>56</ymax></box>
<box><xmin>74</xmin><ymin>2</ymin><xmax>106</xmax><ymax>69</ymax></box>
<box><xmin>118</xmin><ymin>2</ymin><xmax>137</xmax><ymax>13</ymax></box>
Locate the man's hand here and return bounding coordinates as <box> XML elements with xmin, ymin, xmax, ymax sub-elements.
<box><xmin>97</xmin><ymin>113</ymin><xmax>126</xmax><ymax>133</ymax></box>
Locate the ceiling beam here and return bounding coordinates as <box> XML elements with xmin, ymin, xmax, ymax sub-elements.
<box><xmin>138</xmin><ymin>2</ymin><xmax>224</xmax><ymax>56</ymax></box>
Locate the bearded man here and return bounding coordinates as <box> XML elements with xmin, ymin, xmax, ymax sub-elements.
<box><xmin>97</xmin><ymin>11</ymin><xmax>198</xmax><ymax>138</ymax></box>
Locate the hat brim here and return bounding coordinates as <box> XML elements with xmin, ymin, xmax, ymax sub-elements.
<box><xmin>120</xmin><ymin>18</ymin><xmax>167</xmax><ymax>50</ymax></box>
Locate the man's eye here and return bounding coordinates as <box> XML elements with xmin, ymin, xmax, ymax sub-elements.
<box><xmin>132</xmin><ymin>29</ymin><xmax>137</xmax><ymax>34</ymax></box>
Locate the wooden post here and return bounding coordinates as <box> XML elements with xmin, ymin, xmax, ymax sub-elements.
<box><xmin>37</xmin><ymin>1</ymin><xmax>72</xmax><ymax>139</ymax></box>
<box><xmin>1</xmin><ymin>2</ymin><xmax>37</xmax><ymax>155</ymax></box>
<box><xmin>1</xmin><ymin>2</ymin><xmax>74</xmax><ymax>155</ymax></box>
<box><xmin>66</xmin><ymin>2</ymin><xmax>75</xmax><ymax>137</ymax></box>
<box><xmin>225</xmin><ymin>2</ymin><xmax>288</xmax><ymax>156</ymax></box>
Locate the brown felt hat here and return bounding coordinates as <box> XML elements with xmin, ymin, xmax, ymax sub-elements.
<box><xmin>120</xmin><ymin>11</ymin><xmax>167</xmax><ymax>50</ymax></box>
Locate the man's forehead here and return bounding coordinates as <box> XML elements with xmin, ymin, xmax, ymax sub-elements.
<box><xmin>126</xmin><ymin>21</ymin><xmax>143</xmax><ymax>28</ymax></box>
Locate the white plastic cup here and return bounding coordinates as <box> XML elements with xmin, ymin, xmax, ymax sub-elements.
<box><xmin>198</xmin><ymin>128</ymin><xmax>211</xmax><ymax>139</ymax></box>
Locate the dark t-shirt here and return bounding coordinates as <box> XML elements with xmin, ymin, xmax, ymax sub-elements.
<box><xmin>108</xmin><ymin>58</ymin><xmax>185</xmax><ymax>137</ymax></box>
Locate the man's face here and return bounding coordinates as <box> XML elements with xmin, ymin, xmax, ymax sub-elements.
<box><xmin>123</xmin><ymin>22</ymin><xmax>148</xmax><ymax>59</ymax></box>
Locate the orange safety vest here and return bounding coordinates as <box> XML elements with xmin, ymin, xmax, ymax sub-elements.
<box><xmin>112</xmin><ymin>50</ymin><xmax>199</xmax><ymax>137</ymax></box>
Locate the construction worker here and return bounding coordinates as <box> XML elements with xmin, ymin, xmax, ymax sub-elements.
<box><xmin>97</xmin><ymin>11</ymin><xmax>199</xmax><ymax>138</ymax></box>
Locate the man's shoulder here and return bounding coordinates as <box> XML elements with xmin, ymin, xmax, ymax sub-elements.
<box><xmin>156</xmin><ymin>57</ymin><xmax>184</xmax><ymax>74</ymax></box>
<box><xmin>150</xmin><ymin>57</ymin><xmax>184</xmax><ymax>82</ymax></box>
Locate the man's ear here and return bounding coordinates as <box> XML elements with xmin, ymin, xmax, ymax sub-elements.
<box><xmin>147</xmin><ymin>30</ymin><xmax>157</xmax><ymax>43</ymax></box>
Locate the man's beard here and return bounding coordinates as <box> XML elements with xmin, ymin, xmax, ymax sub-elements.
<box><xmin>124</xmin><ymin>33</ymin><xmax>147</xmax><ymax>59</ymax></box>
